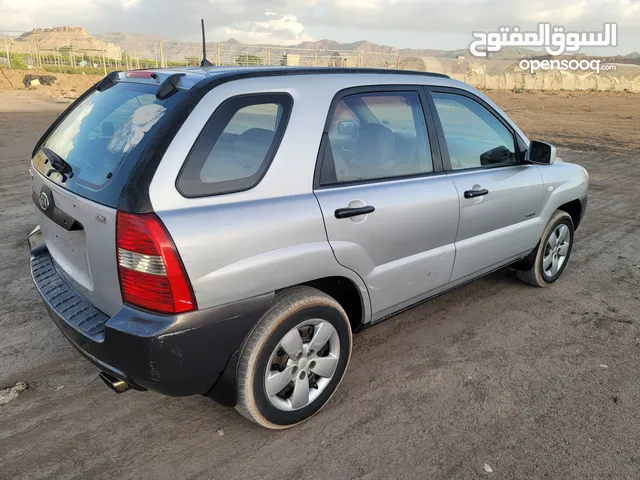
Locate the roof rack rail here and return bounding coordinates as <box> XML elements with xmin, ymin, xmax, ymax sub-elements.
<box><xmin>195</xmin><ymin>67</ymin><xmax>449</xmax><ymax>93</ymax></box>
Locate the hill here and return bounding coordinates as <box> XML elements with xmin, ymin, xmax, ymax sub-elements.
<box><xmin>11</xmin><ymin>27</ymin><xmax>120</xmax><ymax>57</ymax></box>
<box><xmin>6</xmin><ymin>27</ymin><xmax>637</xmax><ymax>65</ymax></box>
<box><xmin>94</xmin><ymin>31</ymin><xmax>175</xmax><ymax>53</ymax></box>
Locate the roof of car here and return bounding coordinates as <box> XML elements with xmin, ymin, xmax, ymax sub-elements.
<box><xmin>168</xmin><ymin>65</ymin><xmax>449</xmax><ymax>80</ymax></box>
<box><xmin>118</xmin><ymin>66</ymin><xmax>450</xmax><ymax>91</ymax></box>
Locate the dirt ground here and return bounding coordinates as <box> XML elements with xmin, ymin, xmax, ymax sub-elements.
<box><xmin>0</xmin><ymin>69</ymin><xmax>102</xmax><ymax>99</ymax></box>
<box><xmin>1</xmin><ymin>90</ymin><xmax>639</xmax><ymax>480</ymax></box>
<box><xmin>490</xmin><ymin>90</ymin><xmax>640</xmax><ymax>155</ymax></box>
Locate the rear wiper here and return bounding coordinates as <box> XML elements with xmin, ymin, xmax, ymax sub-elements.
<box><xmin>42</xmin><ymin>146</ymin><xmax>74</xmax><ymax>182</ymax></box>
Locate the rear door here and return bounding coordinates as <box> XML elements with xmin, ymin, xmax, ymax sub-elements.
<box><xmin>427</xmin><ymin>87</ymin><xmax>544</xmax><ymax>283</ymax></box>
<box><xmin>314</xmin><ymin>86</ymin><xmax>459</xmax><ymax>320</ymax></box>
<box><xmin>31</xmin><ymin>80</ymin><xmax>186</xmax><ymax>315</ymax></box>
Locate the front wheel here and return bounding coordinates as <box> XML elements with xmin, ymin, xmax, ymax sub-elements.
<box><xmin>235</xmin><ymin>286</ymin><xmax>352</xmax><ymax>429</ymax></box>
<box><xmin>517</xmin><ymin>210</ymin><xmax>574</xmax><ymax>287</ymax></box>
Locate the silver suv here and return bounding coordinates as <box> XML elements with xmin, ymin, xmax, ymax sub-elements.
<box><xmin>28</xmin><ymin>67</ymin><xmax>588</xmax><ymax>429</ymax></box>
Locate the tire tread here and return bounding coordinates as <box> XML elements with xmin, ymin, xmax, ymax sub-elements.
<box><xmin>517</xmin><ymin>210</ymin><xmax>573</xmax><ymax>287</ymax></box>
<box><xmin>235</xmin><ymin>286</ymin><xmax>351</xmax><ymax>429</ymax></box>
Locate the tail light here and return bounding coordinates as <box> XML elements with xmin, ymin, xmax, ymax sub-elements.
<box><xmin>125</xmin><ymin>71</ymin><xmax>157</xmax><ymax>79</ymax></box>
<box><xmin>116</xmin><ymin>212</ymin><xmax>196</xmax><ymax>314</ymax></box>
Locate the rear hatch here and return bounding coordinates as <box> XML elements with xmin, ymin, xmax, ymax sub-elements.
<box><xmin>31</xmin><ymin>78</ymin><xmax>186</xmax><ymax>316</ymax></box>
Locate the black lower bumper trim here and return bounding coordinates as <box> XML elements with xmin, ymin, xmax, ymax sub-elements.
<box><xmin>29</xmin><ymin>231</ymin><xmax>273</xmax><ymax>399</ymax></box>
<box><xmin>41</xmin><ymin>296</ymin><xmax>146</xmax><ymax>392</ymax></box>
<box><xmin>206</xmin><ymin>351</ymin><xmax>240</xmax><ymax>407</ymax></box>
<box><xmin>31</xmin><ymin>254</ymin><xmax>109</xmax><ymax>339</ymax></box>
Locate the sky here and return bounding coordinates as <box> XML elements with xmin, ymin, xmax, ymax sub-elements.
<box><xmin>1</xmin><ymin>0</ymin><xmax>639</xmax><ymax>54</ymax></box>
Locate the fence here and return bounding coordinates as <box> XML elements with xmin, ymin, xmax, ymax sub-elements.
<box><xmin>1</xmin><ymin>31</ymin><xmax>386</xmax><ymax>72</ymax></box>
<box><xmin>3</xmin><ymin>30</ymin><xmax>640</xmax><ymax>92</ymax></box>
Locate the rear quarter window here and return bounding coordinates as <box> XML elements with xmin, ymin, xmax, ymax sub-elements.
<box><xmin>176</xmin><ymin>93</ymin><xmax>293</xmax><ymax>197</ymax></box>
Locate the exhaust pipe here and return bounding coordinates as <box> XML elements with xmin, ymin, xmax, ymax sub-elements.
<box><xmin>99</xmin><ymin>372</ymin><xmax>131</xmax><ymax>394</ymax></box>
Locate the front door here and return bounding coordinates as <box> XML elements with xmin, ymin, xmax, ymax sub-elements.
<box><xmin>429</xmin><ymin>89</ymin><xmax>544</xmax><ymax>282</ymax></box>
<box><xmin>314</xmin><ymin>88</ymin><xmax>459</xmax><ymax>319</ymax></box>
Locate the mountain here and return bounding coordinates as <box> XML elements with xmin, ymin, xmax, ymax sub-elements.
<box><xmin>93</xmin><ymin>31</ymin><xmax>176</xmax><ymax>58</ymax></box>
<box><xmin>11</xmin><ymin>27</ymin><xmax>120</xmax><ymax>58</ymax></box>
<box><xmin>94</xmin><ymin>32</ymin><xmax>174</xmax><ymax>45</ymax></box>
<box><xmin>295</xmin><ymin>39</ymin><xmax>399</xmax><ymax>54</ymax></box>
<box><xmin>87</xmin><ymin>31</ymin><xmax>537</xmax><ymax>61</ymax></box>
<box><xmin>8</xmin><ymin>27</ymin><xmax>638</xmax><ymax>65</ymax></box>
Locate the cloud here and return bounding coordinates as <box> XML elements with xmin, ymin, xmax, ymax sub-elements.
<box><xmin>334</xmin><ymin>0</ymin><xmax>383</xmax><ymax>10</ymax></box>
<box><xmin>121</xmin><ymin>0</ymin><xmax>139</xmax><ymax>10</ymax></box>
<box><xmin>298</xmin><ymin>0</ymin><xmax>640</xmax><ymax>33</ymax></box>
<box><xmin>0</xmin><ymin>0</ymin><xmax>97</xmax><ymax>31</ymax></box>
<box><xmin>214</xmin><ymin>12</ymin><xmax>312</xmax><ymax>44</ymax></box>
<box><xmin>0</xmin><ymin>0</ymin><xmax>638</xmax><ymax>52</ymax></box>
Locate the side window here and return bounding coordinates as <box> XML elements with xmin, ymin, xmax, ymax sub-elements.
<box><xmin>328</xmin><ymin>101</ymin><xmax>359</xmax><ymax>139</ymax></box>
<box><xmin>320</xmin><ymin>91</ymin><xmax>433</xmax><ymax>185</ymax></box>
<box><xmin>177</xmin><ymin>94</ymin><xmax>292</xmax><ymax>197</ymax></box>
<box><xmin>432</xmin><ymin>93</ymin><xmax>517</xmax><ymax>171</ymax></box>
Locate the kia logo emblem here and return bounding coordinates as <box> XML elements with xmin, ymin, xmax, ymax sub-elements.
<box><xmin>38</xmin><ymin>192</ymin><xmax>50</xmax><ymax>210</ymax></box>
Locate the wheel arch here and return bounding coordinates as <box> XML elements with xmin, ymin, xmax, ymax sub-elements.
<box><xmin>281</xmin><ymin>276</ymin><xmax>368</xmax><ymax>332</ymax></box>
<box><xmin>513</xmin><ymin>208</ymin><xmax>574</xmax><ymax>272</ymax></box>
<box><xmin>205</xmin><ymin>275</ymin><xmax>367</xmax><ymax>408</ymax></box>
<box><xmin>557</xmin><ymin>198</ymin><xmax>583</xmax><ymax>230</ymax></box>
<box><xmin>536</xmin><ymin>162</ymin><xmax>588</xmax><ymax>235</ymax></box>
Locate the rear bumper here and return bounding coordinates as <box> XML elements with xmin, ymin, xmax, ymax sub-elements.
<box><xmin>29</xmin><ymin>226</ymin><xmax>273</xmax><ymax>401</ymax></box>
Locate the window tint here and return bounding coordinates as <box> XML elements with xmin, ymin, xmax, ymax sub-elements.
<box><xmin>328</xmin><ymin>101</ymin><xmax>359</xmax><ymax>140</ymax></box>
<box><xmin>33</xmin><ymin>82</ymin><xmax>185</xmax><ymax>208</ymax></box>
<box><xmin>320</xmin><ymin>91</ymin><xmax>433</xmax><ymax>185</ymax></box>
<box><xmin>360</xmin><ymin>96</ymin><xmax>417</xmax><ymax>135</ymax></box>
<box><xmin>177</xmin><ymin>94</ymin><xmax>292</xmax><ymax>197</ymax></box>
<box><xmin>432</xmin><ymin>93</ymin><xmax>517</xmax><ymax>171</ymax></box>
<box><xmin>200</xmin><ymin>103</ymin><xmax>280</xmax><ymax>184</ymax></box>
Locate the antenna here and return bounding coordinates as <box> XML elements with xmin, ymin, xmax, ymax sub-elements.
<box><xmin>200</xmin><ymin>19</ymin><xmax>213</xmax><ymax>67</ymax></box>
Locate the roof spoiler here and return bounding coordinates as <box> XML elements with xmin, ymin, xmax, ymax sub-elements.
<box><xmin>96</xmin><ymin>71</ymin><xmax>121</xmax><ymax>92</ymax></box>
<box><xmin>156</xmin><ymin>73</ymin><xmax>186</xmax><ymax>100</ymax></box>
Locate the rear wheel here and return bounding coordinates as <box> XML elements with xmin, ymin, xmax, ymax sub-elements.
<box><xmin>235</xmin><ymin>286</ymin><xmax>352</xmax><ymax>429</ymax></box>
<box><xmin>517</xmin><ymin>210</ymin><xmax>574</xmax><ymax>287</ymax></box>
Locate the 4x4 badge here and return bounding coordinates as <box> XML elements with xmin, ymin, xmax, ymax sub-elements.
<box><xmin>95</xmin><ymin>214</ymin><xmax>107</xmax><ymax>224</ymax></box>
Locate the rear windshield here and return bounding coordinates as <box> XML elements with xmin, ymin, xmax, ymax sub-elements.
<box><xmin>33</xmin><ymin>82</ymin><xmax>185</xmax><ymax>208</ymax></box>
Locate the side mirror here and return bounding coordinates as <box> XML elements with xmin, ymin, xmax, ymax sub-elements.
<box><xmin>337</xmin><ymin>120</ymin><xmax>358</xmax><ymax>137</ymax></box>
<box><xmin>526</xmin><ymin>140</ymin><xmax>556</xmax><ymax>165</ymax></box>
<box><xmin>480</xmin><ymin>145</ymin><xmax>513</xmax><ymax>166</ymax></box>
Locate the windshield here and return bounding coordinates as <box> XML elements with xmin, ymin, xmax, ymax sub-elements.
<box><xmin>33</xmin><ymin>82</ymin><xmax>185</xmax><ymax>208</ymax></box>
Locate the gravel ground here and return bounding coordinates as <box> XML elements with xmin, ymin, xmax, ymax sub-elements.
<box><xmin>1</xmin><ymin>92</ymin><xmax>639</xmax><ymax>480</ymax></box>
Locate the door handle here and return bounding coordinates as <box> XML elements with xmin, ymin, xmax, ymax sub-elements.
<box><xmin>32</xmin><ymin>188</ymin><xmax>84</xmax><ymax>231</ymax></box>
<box><xmin>463</xmin><ymin>189</ymin><xmax>489</xmax><ymax>199</ymax></box>
<box><xmin>335</xmin><ymin>205</ymin><xmax>375</xmax><ymax>219</ymax></box>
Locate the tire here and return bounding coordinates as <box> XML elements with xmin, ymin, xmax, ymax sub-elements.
<box><xmin>517</xmin><ymin>210</ymin><xmax>574</xmax><ymax>287</ymax></box>
<box><xmin>235</xmin><ymin>286</ymin><xmax>353</xmax><ymax>429</ymax></box>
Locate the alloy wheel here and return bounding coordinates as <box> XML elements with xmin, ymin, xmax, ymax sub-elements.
<box><xmin>543</xmin><ymin>223</ymin><xmax>571</xmax><ymax>278</ymax></box>
<box><xmin>264</xmin><ymin>319</ymin><xmax>341</xmax><ymax>411</ymax></box>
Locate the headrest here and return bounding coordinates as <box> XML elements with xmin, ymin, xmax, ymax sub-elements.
<box><xmin>356</xmin><ymin>123</ymin><xmax>395</xmax><ymax>165</ymax></box>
